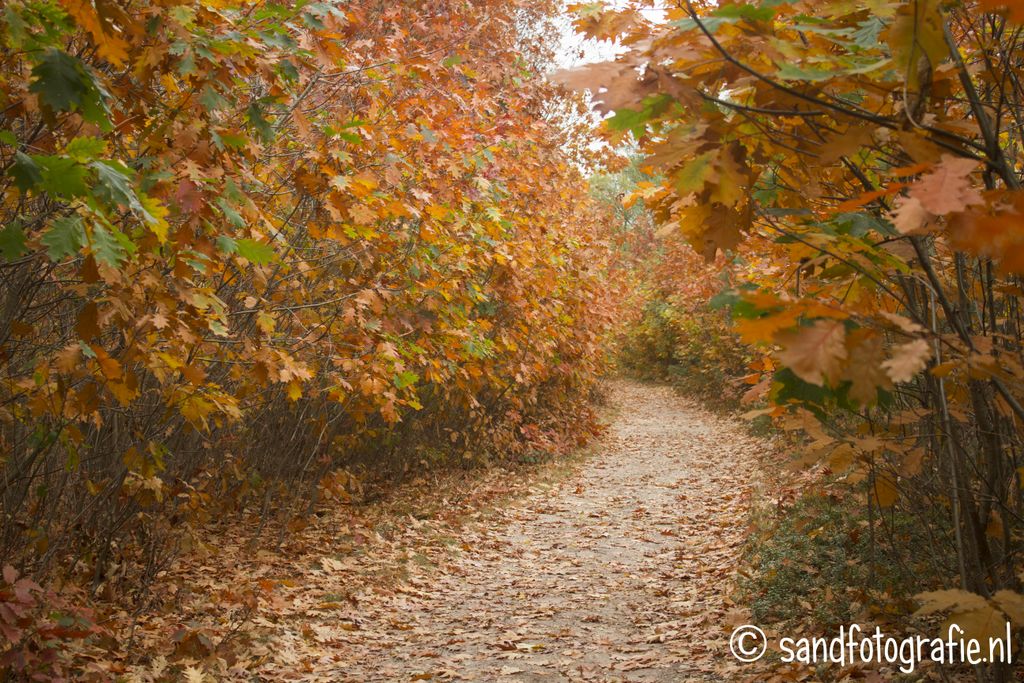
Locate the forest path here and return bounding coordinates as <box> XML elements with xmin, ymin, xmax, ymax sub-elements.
<box><xmin>308</xmin><ymin>380</ymin><xmax>763</xmax><ymax>681</ymax></box>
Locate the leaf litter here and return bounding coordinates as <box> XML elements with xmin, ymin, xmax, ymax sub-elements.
<box><xmin>85</xmin><ymin>381</ymin><xmax>763</xmax><ymax>681</ymax></box>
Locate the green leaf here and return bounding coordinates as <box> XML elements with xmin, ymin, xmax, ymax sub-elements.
<box><xmin>91</xmin><ymin>160</ymin><xmax>135</xmax><ymax>205</ymax></box>
<box><xmin>177</xmin><ymin>50</ymin><xmax>197</xmax><ymax>76</ymax></box>
<box><xmin>8</xmin><ymin>152</ymin><xmax>92</xmax><ymax>199</ymax></box>
<box><xmin>672</xmin><ymin>16</ymin><xmax>735</xmax><ymax>33</ymax></box>
<box><xmin>216</xmin><ymin>235</ymin><xmax>238</xmax><ymax>254</ymax></box>
<box><xmin>711</xmin><ymin>3</ymin><xmax>776</xmax><ymax>22</ymax></box>
<box><xmin>771</xmin><ymin>367</ymin><xmax>833</xmax><ymax>415</ymax></box>
<box><xmin>217</xmin><ymin>197</ymin><xmax>245</xmax><ymax>228</ymax></box>
<box><xmin>200</xmin><ymin>84</ymin><xmax>231</xmax><ymax>112</ymax></box>
<box><xmin>673</xmin><ymin>3</ymin><xmax>774</xmax><ymax>34</ymax></box>
<box><xmin>8</xmin><ymin>151</ymin><xmax>42</xmax><ymax>192</ymax></box>
<box><xmin>64</xmin><ymin>136</ymin><xmax>107</xmax><ymax>161</ymax></box>
<box><xmin>234</xmin><ymin>238</ymin><xmax>276</xmax><ymax>264</ymax></box>
<box><xmin>212</xmin><ymin>130</ymin><xmax>247</xmax><ymax>150</ymax></box>
<box><xmin>831</xmin><ymin>212</ymin><xmax>892</xmax><ymax>238</ymax></box>
<box><xmin>775</xmin><ymin>62</ymin><xmax>836</xmax><ymax>82</ymax></box>
<box><xmin>90</xmin><ymin>223</ymin><xmax>128</xmax><ymax>266</ymax></box>
<box><xmin>245</xmin><ymin>102</ymin><xmax>274</xmax><ymax>143</ymax></box>
<box><xmin>673</xmin><ymin>150</ymin><xmax>716</xmax><ymax>193</ymax></box>
<box><xmin>29</xmin><ymin>49</ymin><xmax>111</xmax><ymax>128</ymax></box>
<box><xmin>2</xmin><ymin>6</ymin><xmax>29</xmax><ymax>49</ymax></box>
<box><xmin>168</xmin><ymin>5</ymin><xmax>196</xmax><ymax>28</ymax></box>
<box><xmin>605</xmin><ymin>94</ymin><xmax>674</xmax><ymax>137</ymax></box>
<box><xmin>29</xmin><ymin>49</ymin><xmax>83</xmax><ymax>111</ymax></box>
<box><xmin>0</xmin><ymin>222</ymin><xmax>28</xmax><ymax>260</ymax></box>
<box><xmin>277</xmin><ymin>59</ymin><xmax>299</xmax><ymax>82</ymax></box>
<box><xmin>393</xmin><ymin>371</ymin><xmax>419</xmax><ymax>389</ymax></box>
<box><xmin>709</xmin><ymin>288</ymin><xmax>740</xmax><ymax>311</ymax></box>
<box><xmin>851</xmin><ymin>17</ymin><xmax>885</xmax><ymax>50</ymax></box>
<box><xmin>91</xmin><ymin>160</ymin><xmax>155</xmax><ymax>222</ymax></box>
<box><xmin>41</xmin><ymin>216</ymin><xmax>86</xmax><ymax>260</ymax></box>
<box><xmin>37</xmin><ymin>155</ymin><xmax>89</xmax><ymax>198</ymax></box>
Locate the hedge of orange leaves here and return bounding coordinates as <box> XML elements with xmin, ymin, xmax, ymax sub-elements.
<box><xmin>0</xmin><ymin>1</ymin><xmax>616</xmax><ymax>674</ymax></box>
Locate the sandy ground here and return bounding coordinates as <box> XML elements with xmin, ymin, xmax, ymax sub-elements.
<box><xmin>309</xmin><ymin>380</ymin><xmax>763</xmax><ymax>681</ymax></box>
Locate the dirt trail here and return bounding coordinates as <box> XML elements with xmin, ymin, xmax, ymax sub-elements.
<box><xmin>308</xmin><ymin>380</ymin><xmax>763</xmax><ymax>681</ymax></box>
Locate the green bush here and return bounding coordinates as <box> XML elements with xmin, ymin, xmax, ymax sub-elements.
<box><xmin>617</xmin><ymin>298</ymin><xmax>750</xmax><ymax>408</ymax></box>
<box><xmin>742</xmin><ymin>488</ymin><xmax>937</xmax><ymax>631</ymax></box>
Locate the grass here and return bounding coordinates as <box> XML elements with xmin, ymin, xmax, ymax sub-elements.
<box><xmin>740</xmin><ymin>483</ymin><xmax>944</xmax><ymax>632</ymax></box>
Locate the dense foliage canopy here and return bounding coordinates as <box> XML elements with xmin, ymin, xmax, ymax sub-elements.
<box><xmin>0</xmin><ymin>1</ymin><xmax>616</xmax><ymax>675</ymax></box>
<box><xmin>563</xmin><ymin>0</ymin><xmax>1024</xmax><ymax>676</ymax></box>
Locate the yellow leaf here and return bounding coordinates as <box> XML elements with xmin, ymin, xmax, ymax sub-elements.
<box><xmin>734</xmin><ymin>308</ymin><xmax>800</xmax><ymax>345</ymax></box>
<box><xmin>140</xmin><ymin>194</ymin><xmax>170</xmax><ymax>243</ymax></box>
<box><xmin>993</xmin><ymin>590</ymin><xmax>1024</xmax><ymax>626</ymax></box>
<box><xmin>873</xmin><ymin>473</ymin><xmax>899</xmax><ymax>508</ymax></box>
<box><xmin>349</xmin><ymin>204</ymin><xmax>377</xmax><ymax>225</ymax></box>
<box><xmin>947</xmin><ymin>605</ymin><xmax>1009</xmax><ymax>643</ymax></box>
<box><xmin>257</xmin><ymin>311</ymin><xmax>276</xmax><ymax>334</ymax></box>
<box><xmin>883</xmin><ymin>0</ymin><xmax>948</xmax><ymax>91</ymax></box>
<box><xmin>179</xmin><ymin>393</ymin><xmax>215</xmax><ymax>428</ymax></box>
<box><xmin>915</xmin><ymin>589</ymin><xmax>988</xmax><ymax>615</ymax></box>
<box><xmin>426</xmin><ymin>204</ymin><xmax>450</xmax><ymax>220</ymax></box>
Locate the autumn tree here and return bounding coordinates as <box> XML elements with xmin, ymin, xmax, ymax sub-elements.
<box><xmin>561</xmin><ymin>1</ymin><xmax>1024</xmax><ymax>678</ymax></box>
<box><xmin>0</xmin><ymin>1</ymin><xmax>616</xmax><ymax>675</ymax></box>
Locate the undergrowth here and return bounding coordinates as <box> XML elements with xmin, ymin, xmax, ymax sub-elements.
<box><xmin>741</xmin><ymin>489</ymin><xmax>931</xmax><ymax>630</ymax></box>
<box><xmin>616</xmin><ymin>298</ymin><xmax>750</xmax><ymax>412</ymax></box>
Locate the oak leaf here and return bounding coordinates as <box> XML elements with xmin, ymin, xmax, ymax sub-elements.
<box><xmin>993</xmin><ymin>590</ymin><xmax>1024</xmax><ymax>626</ymax></box>
<box><xmin>819</xmin><ymin>125</ymin><xmax>876</xmax><ymax>166</ymax></box>
<box><xmin>907</xmin><ymin>155</ymin><xmax>983</xmax><ymax>215</ymax></box>
<box><xmin>946</xmin><ymin>606</ymin><xmax>1009</xmax><ymax>643</ymax></box>
<box><xmin>775</xmin><ymin>320</ymin><xmax>848</xmax><ymax>386</ymax></box>
<box><xmin>59</xmin><ymin>0</ymin><xmax>130</xmax><ymax>66</ymax></box>
<box><xmin>882</xmin><ymin>338</ymin><xmax>932</xmax><ymax>383</ymax></box>
<box><xmin>888</xmin><ymin>195</ymin><xmax>931</xmax><ymax>235</ymax></box>
<box><xmin>915</xmin><ymin>589</ymin><xmax>988</xmax><ymax>615</ymax></box>
<box><xmin>842</xmin><ymin>329</ymin><xmax>892</xmax><ymax>405</ymax></box>
<box><xmin>979</xmin><ymin>0</ymin><xmax>1024</xmax><ymax>22</ymax></box>
<box><xmin>872</xmin><ymin>474</ymin><xmax>899</xmax><ymax>508</ymax></box>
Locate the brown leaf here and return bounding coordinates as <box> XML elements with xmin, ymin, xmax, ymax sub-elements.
<box><xmin>818</xmin><ymin>125</ymin><xmax>876</xmax><ymax>165</ymax></box>
<box><xmin>907</xmin><ymin>155</ymin><xmax>983</xmax><ymax>215</ymax></box>
<box><xmin>889</xmin><ymin>195</ymin><xmax>931</xmax><ymax>235</ymax></box>
<box><xmin>550</xmin><ymin>62</ymin><xmax>647</xmax><ymax>114</ymax></box>
<box><xmin>775</xmin><ymin>320</ymin><xmax>848</xmax><ymax>386</ymax></box>
<box><xmin>882</xmin><ymin>338</ymin><xmax>932</xmax><ymax>383</ymax></box>
<box><xmin>872</xmin><ymin>473</ymin><xmax>899</xmax><ymax>508</ymax></box>
<box><xmin>76</xmin><ymin>302</ymin><xmax>100</xmax><ymax>340</ymax></box>
<box><xmin>993</xmin><ymin>590</ymin><xmax>1024</xmax><ymax>626</ymax></box>
<box><xmin>842</xmin><ymin>329</ymin><xmax>892</xmax><ymax>405</ymax></box>
<box><xmin>947</xmin><ymin>606</ymin><xmax>1009</xmax><ymax>643</ymax></box>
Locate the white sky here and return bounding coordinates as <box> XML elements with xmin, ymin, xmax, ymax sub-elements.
<box><xmin>551</xmin><ymin>1</ymin><xmax>630</xmax><ymax>69</ymax></box>
<box><xmin>554</xmin><ymin>25</ymin><xmax>623</xmax><ymax>69</ymax></box>
<box><xmin>551</xmin><ymin>2</ymin><xmax>666</xmax><ymax>69</ymax></box>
